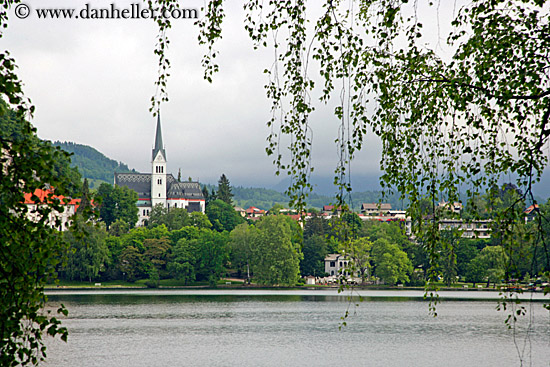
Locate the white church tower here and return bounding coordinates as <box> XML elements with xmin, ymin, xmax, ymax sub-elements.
<box><xmin>151</xmin><ymin>114</ymin><xmax>167</xmax><ymax>208</ymax></box>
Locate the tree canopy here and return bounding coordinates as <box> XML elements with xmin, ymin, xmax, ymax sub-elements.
<box><xmin>0</xmin><ymin>98</ymin><xmax>82</xmax><ymax>364</ymax></box>
<box><xmin>194</xmin><ymin>0</ymin><xmax>550</xmax><ymax>294</ymax></box>
<box><xmin>96</xmin><ymin>183</ymin><xmax>139</xmax><ymax>229</ymax></box>
<box><xmin>216</xmin><ymin>173</ymin><xmax>234</xmax><ymax>206</ymax></box>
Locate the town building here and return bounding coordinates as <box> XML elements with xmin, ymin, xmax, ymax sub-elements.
<box><xmin>361</xmin><ymin>202</ymin><xmax>392</xmax><ymax>215</ymax></box>
<box><xmin>324</xmin><ymin>254</ymin><xmax>350</xmax><ymax>277</ymax></box>
<box><xmin>438</xmin><ymin>218</ymin><xmax>491</xmax><ymax>238</ymax></box>
<box><xmin>114</xmin><ymin>116</ymin><xmax>205</xmax><ymax>226</ymax></box>
<box><xmin>245</xmin><ymin>206</ymin><xmax>266</xmax><ymax>218</ymax></box>
<box><xmin>322</xmin><ymin>205</ymin><xmax>343</xmax><ymax>215</ymax></box>
<box><xmin>437</xmin><ymin>200</ymin><xmax>463</xmax><ymax>214</ymax></box>
<box><xmin>24</xmin><ymin>188</ymin><xmax>81</xmax><ymax>231</ymax></box>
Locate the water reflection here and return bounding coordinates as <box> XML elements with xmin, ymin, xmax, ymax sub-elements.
<box><xmin>43</xmin><ymin>290</ymin><xmax>550</xmax><ymax>367</ymax></box>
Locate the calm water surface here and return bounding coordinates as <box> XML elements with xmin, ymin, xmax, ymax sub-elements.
<box><xmin>43</xmin><ymin>289</ymin><xmax>550</xmax><ymax>367</ymax></box>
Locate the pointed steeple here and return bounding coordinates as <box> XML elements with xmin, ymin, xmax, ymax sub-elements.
<box><xmin>152</xmin><ymin>113</ymin><xmax>166</xmax><ymax>160</ymax></box>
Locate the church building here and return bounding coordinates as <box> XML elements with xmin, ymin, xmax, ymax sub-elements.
<box><xmin>114</xmin><ymin>116</ymin><xmax>205</xmax><ymax>226</ymax></box>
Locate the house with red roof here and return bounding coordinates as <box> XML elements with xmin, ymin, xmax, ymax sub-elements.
<box><xmin>24</xmin><ymin>188</ymin><xmax>81</xmax><ymax>231</ymax></box>
<box><xmin>245</xmin><ymin>206</ymin><xmax>266</xmax><ymax>218</ymax></box>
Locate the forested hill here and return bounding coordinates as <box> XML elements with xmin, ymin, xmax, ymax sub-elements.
<box><xmin>53</xmin><ymin>141</ymin><xmax>136</xmax><ymax>189</ymax></box>
<box><xmin>227</xmin><ymin>186</ymin><xmax>406</xmax><ymax>212</ymax></box>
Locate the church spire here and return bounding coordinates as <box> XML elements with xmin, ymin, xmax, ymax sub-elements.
<box><xmin>152</xmin><ymin>113</ymin><xmax>166</xmax><ymax>160</ymax></box>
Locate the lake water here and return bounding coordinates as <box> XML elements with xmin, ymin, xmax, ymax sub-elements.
<box><xmin>43</xmin><ymin>289</ymin><xmax>550</xmax><ymax>367</ymax></box>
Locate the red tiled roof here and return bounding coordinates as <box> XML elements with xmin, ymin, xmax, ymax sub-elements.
<box><xmin>24</xmin><ymin>188</ymin><xmax>81</xmax><ymax>208</ymax></box>
<box><xmin>246</xmin><ymin>206</ymin><xmax>265</xmax><ymax>214</ymax></box>
<box><xmin>525</xmin><ymin>204</ymin><xmax>539</xmax><ymax>215</ymax></box>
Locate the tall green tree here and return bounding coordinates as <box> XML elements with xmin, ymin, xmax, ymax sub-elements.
<box><xmin>300</xmin><ymin>234</ymin><xmax>328</xmax><ymax>277</ymax></box>
<box><xmin>341</xmin><ymin>237</ymin><xmax>372</xmax><ymax>284</ymax></box>
<box><xmin>118</xmin><ymin>246</ymin><xmax>145</xmax><ymax>282</ymax></box>
<box><xmin>148</xmin><ymin>205</ymin><xmax>190</xmax><ymax>230</ymax></box>
<box><xmin>168</xmin><ymin>239</ymin><xmax>195</xmax><ymax>284</ymax></box>
<box><xmin>61</xmin><ymin>218</ymin><xmax>110</xmax><ymax>282</ymax></box>
<box><xmin>252</xmin><ymin>215</ymin><xmax>303</xmax><ymax>286</ymax></box>
<box><xmin>303</xmin><ymin>214</ymin><xmax>329</xmax><ymax>240</ymax></box>
<box><xmin>206</xmin><ymin>199</ymin><xmax>245</xmax><ymax>232</ymax></box>
<box><xmin>96</xmin><ymin>183</ymin><xmax>138</xmax><ymax>229</ymax></box>
<box><xmin>372</xmin><ymin>239</ymin><xmax>412</xmax><ymax>285</ymax></box>
<box><xmin>169</xmin><ymin>229</ymin><xmax>229</xmax><ymax>285</ymax></box>
<box><xmin>217</xmin><ymin>173</ymin><xmax>234</xmax><ymax>205</ymax></box>
<box><xmin>143</xmin><ymin>238</ymin><xmax>171</xmax><ymax>278</ymax></box>
<box><xmin>229</xmin><ymin>223</ymin><xmax>257</xmax><ymax>280</ymax></box>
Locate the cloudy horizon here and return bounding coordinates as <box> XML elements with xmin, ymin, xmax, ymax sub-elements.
<box><xmin>3</xmin><ymin>0</ymin><xmax>549</xmax><ymax>197</ymax></box>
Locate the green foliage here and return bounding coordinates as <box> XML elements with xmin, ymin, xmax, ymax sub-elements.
<box><xmin>439</xmin><ymin>229</ymin><xmax>460</xmax><ymax>286</ymax></box>
<box><xmin>148</xmin><ymin>205</ymin><xmax>191</xmax><ymax>230</ymax></box>
<box><xmin>455</xmin><ymin>238</ymin><xmax>482</xmax><ymax>279</ymax></box>
<box><xmin>303</xmin><ymin>214</ymin><xmax>329</xmax><ymax>240</ymax></box>
<box><xmin>229</xmin><ymin>223</ymin><xmax>258</xmax><ymax>279</ymax></box>
<box><xmin>108</xmin><ymin>218</ymin><xmax>130</xmax><ymax>237</ymax></box>
<box><xmin>96</xmin><ymin>183</ymin><xmax>139</xmax><ymax>229</ymax></box>
<box><xmin>300</xmin><ymin>234</ymin><xmax>328</xmax><ymax>277</ymax></box>
<box><xmin>0</xmin><ymin>91</ymin><xmax>81</xmax><ymax>363</ymax></box>
<box><xmin>144</xmin><ymin>238</ymin><xmax>171</xmax><ymax>275</ymax></box>
<box><xmin>61</xmin><ymin>218</ymin><xmax>110</xmax><ymax>282</ymax></box>
<box><xmin>252</xmin><ymin>215</ymin><xmax>303</xmax><ymax>286</ymax></box>
<box><xmin>198</xmin><ymin>0</ymin><xmax>550</xmax><ymax>304</ymax></box>
<box><xmin>52</xmin><ymin>141</ymin><xmax>135</xmax><ymax>189</ymax></box>
<box><xmin>206</xmin><ymin>199</ymin><xmax>245</xmax><ymax>232</ymax></box>
<box><xmin>372</xmin><ymin>239</ymin><xmax>412</xmax><ymax>285</ymax></box>
<box><xmin>169</xmin><ymin>229</ymin><xmax>229</xmax><ymax>284</ymax></box>
<box><xmin>189</xmin><ymin>211</ymin><xmax>212</xmax><ymax>229</ymax></box>
<box><xmin>466</xmin><ymin>245</ymin><xmax>508</xmax><ymax>287</ymax></box>
<box><xmin>340</xmin><ymin>237</ymin><xmax>372</xmax><ymax>283</ymax></box>
<box><xmin>168</xmin><ymin>239</ymin><xmax>195</xmax><ymax>284</ymax></box>
<box><xmin>217</xmin><ymin>173</ymin><xmax>234</xmax><ymax>205</ymax></box>
<box><xmin>119</xmin><ymin>246</ymin><xmax>145</xmax><ymax>282</ymax></box>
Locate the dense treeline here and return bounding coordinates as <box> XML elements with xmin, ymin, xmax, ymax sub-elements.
<box><xmin>53</xmin><ymin>141</ymin><xmax>135</xmax><ymax>188</ymax></box>
<box><xmin>60</xmin><ymin>178</ymin><xmax>550</xmax><ymax>288</ymax></box>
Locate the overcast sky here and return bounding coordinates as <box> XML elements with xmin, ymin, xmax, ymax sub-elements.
<box><xmin>3</xmin><ymin>1</ymin><xmax>549</xmax><ymax>196</ymax></box>
<box><xmin>3</xmin><ymin>0</ymin><xmax>385</xmax><ymax>190</ymax></box>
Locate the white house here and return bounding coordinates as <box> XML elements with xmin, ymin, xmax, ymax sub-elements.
<box><xmin>324</xmin><ymin>254</ymin><xmax>350</xmax><ymax>277</ymax></box>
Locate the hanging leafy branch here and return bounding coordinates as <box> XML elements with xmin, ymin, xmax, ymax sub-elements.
<box><xmin>0</xmin><ymin>1</ymin><xmax>90</xmax><ymax>364</ymax></box>
<box><xmin>195</xmin><ymin>1</ymin><xmax>550</xmax><ymax>315</ymax></box>
<box><xmin>148</xmin><ymin>0</ymin><xmax>180</xmax><ymax>115</ymax></box>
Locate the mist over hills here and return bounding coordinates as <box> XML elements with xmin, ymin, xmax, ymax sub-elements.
<box><xmin>55</xmin><ymin>141</ymin><xmax>549</xmax><ymax>209</ymax></box>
